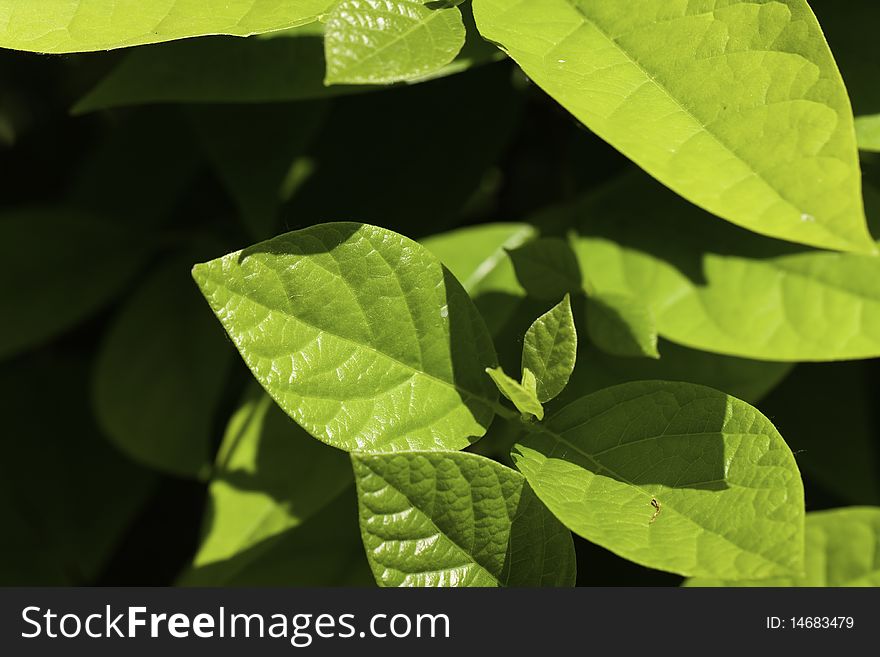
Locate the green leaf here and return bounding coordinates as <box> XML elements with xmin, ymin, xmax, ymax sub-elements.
<box><xmin>193</xmin><ymin>222</ymin><xmax>499</xmax><ymax>453</ymax></box>
<box><xmin>0</xmin><ymin>209</ymin><xmax>151</xmax><ymax>361</ymax></box>
<box><xmin>181</xmin><ymin>487</ymin><xmax>374</xmax><ymax>586</ymax></box>
<box><xmin>0</xmin><ymin>0</ymin><xmax>334</xmax><ymax>53</ymax></box>
<box><xmin>191</xmin><ymin>384</ymin><xmax>353</xmax><ymax>570</ymax></box>
<box><xmin>189</xmin><ymin>102</ymin><xmax>327</xmax><ymax>241</ymax></box>
<box><xmin>94</xmin><ymin>259</ymin><xmax>233</xmax><ymax>479</ymax></box>
<box><xmin>585</xmin><ymin>292</ymin><xmax>659</xmax><ymax>359</ymax></box>
<box><xmin>685</xmin><ymin>508</ymin><xmax>880</xmax><ymax>586</ymax></box>
<box><xmin>486</xmin><ymin>367</ymin><xmax>544</xmax><ymax>420</ymax></box>
<box><xmin>507</xmin><ymin>237</ymin><xmax>582</xmax><ymax>301</ymax></box>
<box><xmin>761</xmin><ymin>363</ymin><xmax>880</xmax><ymax>505</ymax></box>
<box><xmin>0</xmin><ymin>355</ymin><xmax>155</xmax><ymax>585</ymax></box>
<box><xmin>570</xmin><ymin>173</ymin><xmax>880</xmax><ymax>361</ymax></box>
<box><xmin>513</xmin><ymin>381</ymin><xmax>804</xmax><ymax>579</ymax></box>
<box><xmin>324</xmin><ymin>0</ymin><xmax>466</xmax><ymax>85</ymax></box>
<box><xmin>522</xmin><ymin>295</ymin><xmax>577</xmax><ymax>402</ymax></box>
<box><xmin>473</xmin><ymin>0</ymin><xmax>875</xmax><ymax>253</ymax></box>
<box><xmin>352</xmin><ymin>450</ymin><xmax>576</xmax><ymax>586</ymax></box>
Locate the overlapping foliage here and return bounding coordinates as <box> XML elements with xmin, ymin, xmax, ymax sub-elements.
<box><xmin>1</xmin><ymin>0</ymin><xmax>878</xmax><ymax>587</ymax></box>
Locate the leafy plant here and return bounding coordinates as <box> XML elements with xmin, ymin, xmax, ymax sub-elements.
<box><xmin>1</xmin><ymin>0</ymin><xmax>879</xmax><ymax>588</ymax></box>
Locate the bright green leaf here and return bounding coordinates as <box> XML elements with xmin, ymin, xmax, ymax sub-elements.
<box><xmin>181</xmin><ymin>488</ymin><xmax>374</xmax><ymax>586</ymax></box>
<box><xmin>473</xmin><ymin>0</ymin><xmax>875</xmax><ymax>253</ymax></box>
<box><xmin>486</xmin><ymin>367</ymin><xmax>544</xmax><ymax>420</ymax></box>
<box><xmin>522</xmin><ymin>295</ymin><xmax>577</xmax><ymax>402</ymax></box>
<box><xmin>513</xmin><ymin>381</ymin><xmax>805</xmax><ymax>579</ymax></box>
<box><xmin>686</xmin><ymin>508</ymin><xmax>880</xmax><ymax>586</ymax></box>
<box><xmin>507</xmin><ymin>237</ymin><xmax>582</xmax><ymax>301</ymax></box>
<box><xmin>585</xmin><ymin>292</ymin><xmax>659</xmax><ymax>359</ymax></box>
<box><xmin>0</xmin><ymin>0</ymin><xmax>335</xmax><ymax>53</ymax></box>
<box><xmin>94</xmin><ymin>259</ymin><xmax>233</xmax><ymax>479</ymax></box>
<box><xmin>0</xmin><ymin>209</ymin><xmax>151</xmax><ymax>361</ymax></box>
<box><xmin>324</xmin><ymin>0</ymin><xmax>466</xmax><ymax>85</ymax></box>
<box><xmin>193</xmin><ymin>223</ymin><xmax>499</xmax><ymax>453</ymax></box>
<box><xmin>352</xmin><ymin>450</ymin><xmax>576</xmax><ymax>586</ymax></box>
<box><xmin>570</xmin><ymin>173</ymin><xmax>880</xmax><ymax>361</ymax></box>
<box><xmin>192</xmin><ymin>384</ymin><xmax>353</xmax><ymax>570</ymax></box>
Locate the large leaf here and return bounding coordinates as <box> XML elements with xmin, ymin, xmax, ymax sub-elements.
<box><xmin>0</xmin><ymin>0</ymin><xmax>334</xmax><ymax>53</ymax></box>
<box><xmin>686</xmin><ymin>508</ymin><xmax>880</xmax><ymax>586</ymax></box>
<box><xmin>191</xmin><ymin>384</ymin><xmax>353</xmax><ymax>570</ymax></box>
<box><xmin>0</xmin><ymin>356</ymin><xmax>155</xmax><ymax>585</ymax></box>
<box><xmin>324</xmin><ymin>0</ymin><xmax>466</xmax><ymax>84</ymax></box>
<box><xmin>0</xmin><ymin>209</ymin><xmax>151</xmax><ymax>361</ymax></box>
<box><xmin>193</xmin><ymin>223</ymin><xmax>499</xmax><ymax>452</ymax></box>
<box><xmin>513</xmin><ymin>381</ymin><xmax>804</xmax><ymax>579</ymax></box>
<box><xmin>94</xmin><ymin>259</ymin><xmax>233</xmax><ymax>479</ymax></box>
<box><xmin>473</xmin><ymin>0</ymin><xmax>874</xmax><ymax>253</ymax></box>
<box><xmin>353</xmin><ymin>451</ymin><xmax>576</xmax><ymax>586</ymax></box>
<box><xmin>181</xmin><ymin>488</ymin><xmax>374</xmax><ymax>586</ymax></box>
<box><xmin>761</xmin><ymin>363</ymin><xmax>880</xmax><ymax>505</ymax></box>
<box><xmin>569</xmin><ymin>173</ymin><xmax>880</xmax><ymax>361</ymax></box>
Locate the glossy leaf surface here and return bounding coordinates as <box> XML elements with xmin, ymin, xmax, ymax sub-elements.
<box><xmin>473</xmin><ymin>0</ymin><xmax>874</xmax><ymax>253</ymax></box>
<box><xmin>353</xmin><ymin>451</ymin><xmax>576</xmax><ymax>586</ymax></box>
<box><xmin>513</xmin><ymin>381</ymin><xmax>804</xmax><ymax>579</ymax></box>
<box><xmin>193</xmin><ymin>223</ymin><xmax>499</xmax><ymax>452</ymax></box>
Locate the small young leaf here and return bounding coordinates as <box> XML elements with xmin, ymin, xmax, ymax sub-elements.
<box><xmin>0</xmin><ymin>0</ymin><xmax>334</xmax><ymax>53</ymax></box>
<box><xmin>193</xmin><ymin>222</ymin><xmax>499</xmax><ymax>453</ymax></box>
<box><xmin>685</xmin><ymin>508</ymin><xmax>880</xmax><ymax>587</ymax></box>
<box><xmin>585</xmin><ymin>292</ymin><xmax>660</xmax><ymax>360</ymax></box>
<box><xmin>473</xmin><ymin>0</ymin><xmax>875</xmax><ymax>253</ymax></box>
<box><xmin>486</xmin><ymin>367</ymin><xmax>544</xmax><ymax>420</ymax></box>
<box><xmin>508</xmin><ymin>237</ymin><xmax>582</xmax><ymax>301</ymax></box>
<box><xmin>522</xmin><ymin>295</ymin><xmax>577</xmax><ymax>403</ymax></box>
<box><xmin>191</xmin><ymin>385</ymin><xmax>353</xmax><ymax>570</ymax></box>
<box><xmin>513</xmin><ymin>381</ymin><xmax>805</xmax><ymax>579</ymax></box>
<box><xmin>94</xmin><ymin>259</ymin><xmax>233</xmax><ymax>479</ymax></box>
<box><xmin>352</xmin><ymin>451</ymin><xmax>576</xmax><ymax>586</ymax></box>
<box><xmin>324</xmin><ymin>0</ymin><xmax>466</xmax><ymax>85</ymax></box>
